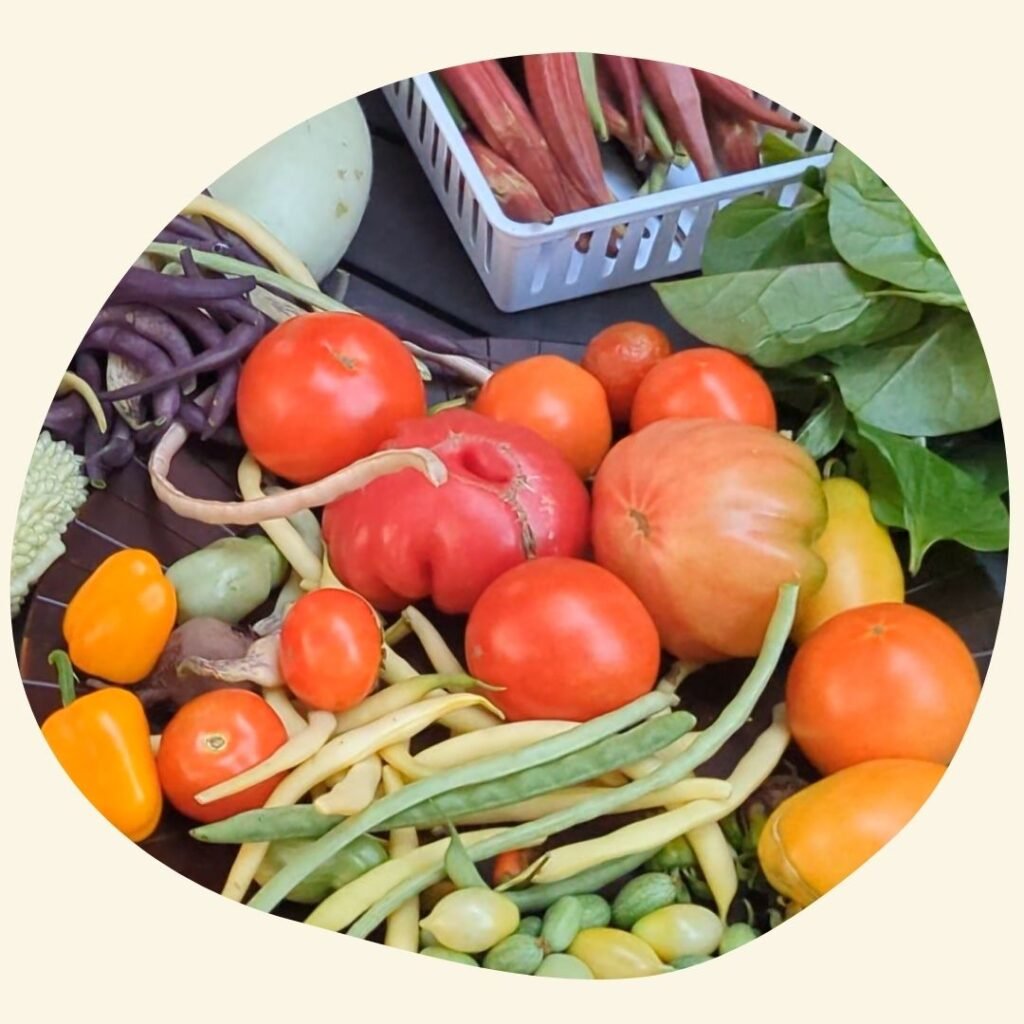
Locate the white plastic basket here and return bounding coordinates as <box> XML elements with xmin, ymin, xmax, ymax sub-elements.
<box><xmin>382</xmin><ymin>72</ymin><xmax>837</xmax><ymax>312</ymax></box>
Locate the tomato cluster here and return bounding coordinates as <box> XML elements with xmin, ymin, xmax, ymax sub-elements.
<box><xmin>154</xmin><ymin>310</ymin><xmax>980</xmax><ymax>838</ymax></box>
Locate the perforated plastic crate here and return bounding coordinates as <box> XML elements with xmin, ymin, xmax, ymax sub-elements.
<box><xmin>383</xmin><ymin>72</ymin><xmax>836</xmax><ymax>312</ymax></box>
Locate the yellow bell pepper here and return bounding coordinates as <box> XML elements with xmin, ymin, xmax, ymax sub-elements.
<box><xmin>42</xmin><ymin>651</ymin><xmax>163</xmax><ymax>842</ymax></box>
<box><xmin>63</xmin><ymin>548</ymin><xmax>177</xmax><ymax>684</ymax></box>
<box><xmin>792</xmin><ymin>477</ymin><xmax>904</xmax><ymax>644</ymax></box>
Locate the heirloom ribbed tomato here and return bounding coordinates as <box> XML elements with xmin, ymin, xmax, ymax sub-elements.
<box><xmin>464</xmin><ymin>557</ymin><xmax>662</xmax><ymax>722</ymax></box>
<box><xmin>592</xmin><ymin>418</ymin><xmax>827</xmax><ymax>663</ymax></box>
<box><xmin>322</xmin><ymin>410</ymin><xmax>590</xmax><ymax>615</ymax></box>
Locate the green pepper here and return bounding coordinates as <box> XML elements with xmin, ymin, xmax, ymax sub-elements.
<box><xmin>253</xmin><ymin>834</ymin><xmax>388</xmax><ymax>905</ymax></box>
<box><xmin>167</xmin><ymin>535</ymin><xmax>289</xmax><ymax>626</ymax></box>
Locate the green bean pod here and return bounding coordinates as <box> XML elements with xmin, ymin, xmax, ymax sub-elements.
<box><xmin>193</xmin><ymin>712</ymin><xmax>690</xmax><ymax>844</ymax></box>
<box><xmin>341</xmin><ymin>585</ymin><xmax>798</xmax><ymax>941</ymax></box>
<box><xmin>391</xmin><ymin>711</ymin><xmax>696</xmax><ymax>830</ymax></box>
<box><xmin>167</xmin><ymin>535</ymin><xmax>289</xmax><ymax>626</ymax></box>
<box><xmin>505</xmin><ymin>855</ymin><xmax>651</xmax><ymax>915</ymax></box>
<box><xmin>252</xmin><ymin>834</ymin><xmax>387</xmax><ymax>906</ymax></box>
<box><xmin>247</xmin><ymin>690</ymin><xmax>679</xmax><ymax>914</ymax></box>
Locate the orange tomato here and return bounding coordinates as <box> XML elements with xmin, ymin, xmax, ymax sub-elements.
<box><xmin>473</xmin><ymin>355</ymin><xmax>612</xmax><ymax>478</ymax></box>
<box><xmin>581</xmin><ymin>322</ymin><xmax>672</xmax><ymax>423</ymax></box>
<box><xmin>630</xmin><ymin>348</ymin><xmax>777</xmax><ymax>433</ymax></box>
<box><xmin>156</xmin><ymin>689</ymin><xmax>288</xmax><ymax>824</ymax></box>
<box><xmin>279</xmin><ymin>588</ymin><xmax>383</xmax><ymax>712</ymax></box>
<box><xmin>786</xmin><ymin>603</ymin><xmax>981</xmax><ymax>775</ymax></box>
<box><xmin>757</xmin><ymin>759</ymin><xmax>944</xmax><ymax>908</ymax></box>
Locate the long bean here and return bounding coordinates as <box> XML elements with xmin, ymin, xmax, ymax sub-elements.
<box><xmin>343</xmin><ymin>584</ymin><xmax>796</xmax><ymax>938</ymax></box>
<box><xmin>387</xmin><ymin>711</ymin><xmax>695</xmax><ymax>829</ymax></box>
<box><xmin>245</xmin><ymin>690</ymin><xmax>677</xmax><ymax>913</ymax></box>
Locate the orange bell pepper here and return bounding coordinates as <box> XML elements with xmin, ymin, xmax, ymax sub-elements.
<box><xmin>42</xmin><ymin>651</ymin><xmax>163</xmax><ymax>842</ymax></box>
<box><xmin>63</xmin><ymin>548</ymin><xmax>177</xmax><ymax>684</ymax></box>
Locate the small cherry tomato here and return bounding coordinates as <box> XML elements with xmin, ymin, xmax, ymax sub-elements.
<box><xmin>279</xmin><ymin>588</ymin><xmax>382</xmax><ymax>712</ymax></box>
<box><xmin>630</xmin><ymin>348</ymin><xmax>777</xmax><ymax>433</ymax></box>
<box><xmin>473</xmin><ymin>355</ymin><xmax>612</xmax><ymax>478</ymax></box>
<box><xmin>465</xmin><ymin>557</ymin><xmax>662</xmax><ymax>722</ymax></box>
<box><xmin>236</xmin><ymin>312</ymin><xmax>427</xmax><ymax>485</ymax></box>
<box><xmin>581</xmin><ymin>322</ymin><xmax>672</xmax><ymax>423</ymax></box>
<box><xmin>156</xmin><ymin>689</ymin><xmax>288</xmax><ymax>824</ymax></box>
<box><xmin>786</xmin><ymin>603</ymin><xmax>982</xmax><ymax>775</ymax></box>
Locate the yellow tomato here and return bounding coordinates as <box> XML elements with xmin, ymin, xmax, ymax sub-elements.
<box><xmin>568</xmin><ymin>928</ymin><xmax>668</xmax><ymax>979</ymax></box>
<box><xmin>792</xmin><ymin>477</ymin><xmax>904</xmax><ymax>644</ymax></box>
<box><xmin>757</xmin><ymin>759</ymin><xmax>945</xmax><ymax>909</ymax></box>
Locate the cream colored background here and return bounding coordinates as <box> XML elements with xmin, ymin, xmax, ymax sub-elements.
<box><xmin>2</xmin><ymin>2</ymin><xmax>1020</xmax><ymax>1019</ymax></box>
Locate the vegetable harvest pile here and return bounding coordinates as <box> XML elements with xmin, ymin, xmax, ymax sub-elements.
<box><xmin>14</xmin><ymin>66</ymin><xmax>1005</xmax><ymax>983</ymax></box>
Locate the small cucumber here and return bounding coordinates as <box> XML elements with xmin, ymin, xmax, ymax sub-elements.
<box><xmin>719</xmin><ymin>922</ymin><xmax>759</xmax><ymax>954</ymax></box>
<box><xmin>645</xmin><ymin>836</ymin><xmax>696</xmax><ymax>872</ymax></box>
<box><xmin>420</xmin><ymin>946</ymin><xmax>478</xmax><ymax>967</ymax></box>
<box><xmin>611</xmin><ymin>872</ymin><xmax>678</xmax><ymax>930</ymax></box>
<box><xmin>541</xmin><ymin>896</ymin><xmax>584</xmax><ymax>954</ymax></box>
<box><xmin>535</xmin><ymin>953</ymin><xmax>594</xmax><ymax>979</ymax></box>
<box><xmin>576</xmin><ymin>893</ymin><xmax>612</xmax><ymax>929</ymax></box>
<box><xmin>482</xmin><ymin>934</ymin><xmax>546</xmax><ymax>975</ymax></box>
<box><xmin>516</xmin><ymin>916</ymin><xmax>543</xmax><ymax>937</ymax></box>
<box><xmin>671</xmin><ymin>953</ymin><xmax>712</xmax><ymax>970</ymax></box>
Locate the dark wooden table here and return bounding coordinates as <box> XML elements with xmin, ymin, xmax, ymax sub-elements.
<box><xmin>14</xmin><ymin>89</ymin><xmax>1007</xmax><ymax>912</ymax></box>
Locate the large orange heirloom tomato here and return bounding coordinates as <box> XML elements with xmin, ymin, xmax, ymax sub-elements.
<box><xmin>591</xmin><ymin>418</ymin><xmax>828</xmax><ymax>663</ymax></box>
<box><xmin>757</xmin><ymin>759</ymin><xmax>945</xmax><ymax>909</ymax></box>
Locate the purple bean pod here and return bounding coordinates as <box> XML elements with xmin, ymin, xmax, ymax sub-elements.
<box><xmin>91</xmin><ymin>305</ymin><xmax>197</xmax><ymax>377</ymax></box>
<box><xmin>168</xmin><ymin>215</ymin><xmax>218</xmax><ymax>241</ymax></box>
<box><xmin>164</xmin><ymin>306</ymin><xmax>226</xmax><ymax>351</ymax></box>
<box><xmin>82</xmin><ymin>325</ymin><xmax>175</xmax><ymax>377</ymax></box>
<box><xmin>110</xmin><ymin>266</ymin><xmax>257</xmax><ymax>304</ymax></box>
<box><xmin>209</xmin><ymin>220</ymin><xmax>272</xmax><ymax>270</ymax></box>
<box><xmin>96</xmin><ymin>320</ymin><xmax>263</xmax><ymax>402</ymax></box>
<box><xmin>156</xmin><ymin>231</ymin><xmax>232</xmax><ymax>256</ymax></box>
<box><xmin>95</xmin><ymin>418</ymin><xmax>136</xmax><ymax>472</ymax></box>
<box><xmin>72</xmin><ymin>350</ymin><xmax>105</xmax><ymax>393</ymax></box>
<box><xmin>205</xmin><ymin>297</ymin><xmax>268</xmax><ymax>329</ymax></box>
<box><xmin>178</xmin><ymin>400</ymin><xmax>246</xmax><ymax>447</ymax></box>
<box><xmin>203</xmin><ymin>364</ymin><xmax>239</xmax><ymax>438</ymax></box>
<box><xmin>44</xmin><ymin>394</ymin><xmax>88</xmax><ymax>441</ymax></box>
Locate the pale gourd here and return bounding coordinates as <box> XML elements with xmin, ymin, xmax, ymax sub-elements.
<box><xmin>209</xmin><ymin>98</ymin><xmax>373</xmax><ymax>283</ymax></box>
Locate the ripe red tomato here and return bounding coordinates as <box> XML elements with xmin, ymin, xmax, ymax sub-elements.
<box><xmin>581</xmin><ymin>322</ymin><xmax>673</xmax><ymax>423</ymax></box>
<box><xmin>279</xmin><ymin>588</ymin><xmax>382</xmax><ymax>712</ymax></box>
<box><xmin>156</xmin><ymin>689</ymin><xmax>288</xmax><ymax>824</ymax></box>
<box><xmin>236</xmin><ymin>312</ymin><xmax>427</xmax><ymax>485</ymax></box>
<box><xmin>630</xmin><ymin>348</ymin><xmax>777</xmax><ymax>433</ymax></box>
<box><xmin>465</xmin><ymin>557</ymin><xmax>662</xmax><ymax>722</ymax></box>
<box><xmin>473</xmin><ymin>355</ymin><xmax>612</xmax><ymax>479</ymax></box>
<box><xmin>786</xmin><ymin>602</ymin><xmax>978</xmax><ymax>770</ymax></box>
<box><xmin>786</xmin><ymin>603</ymin><xmax>982</xmax><ymax>775</ymax></box>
